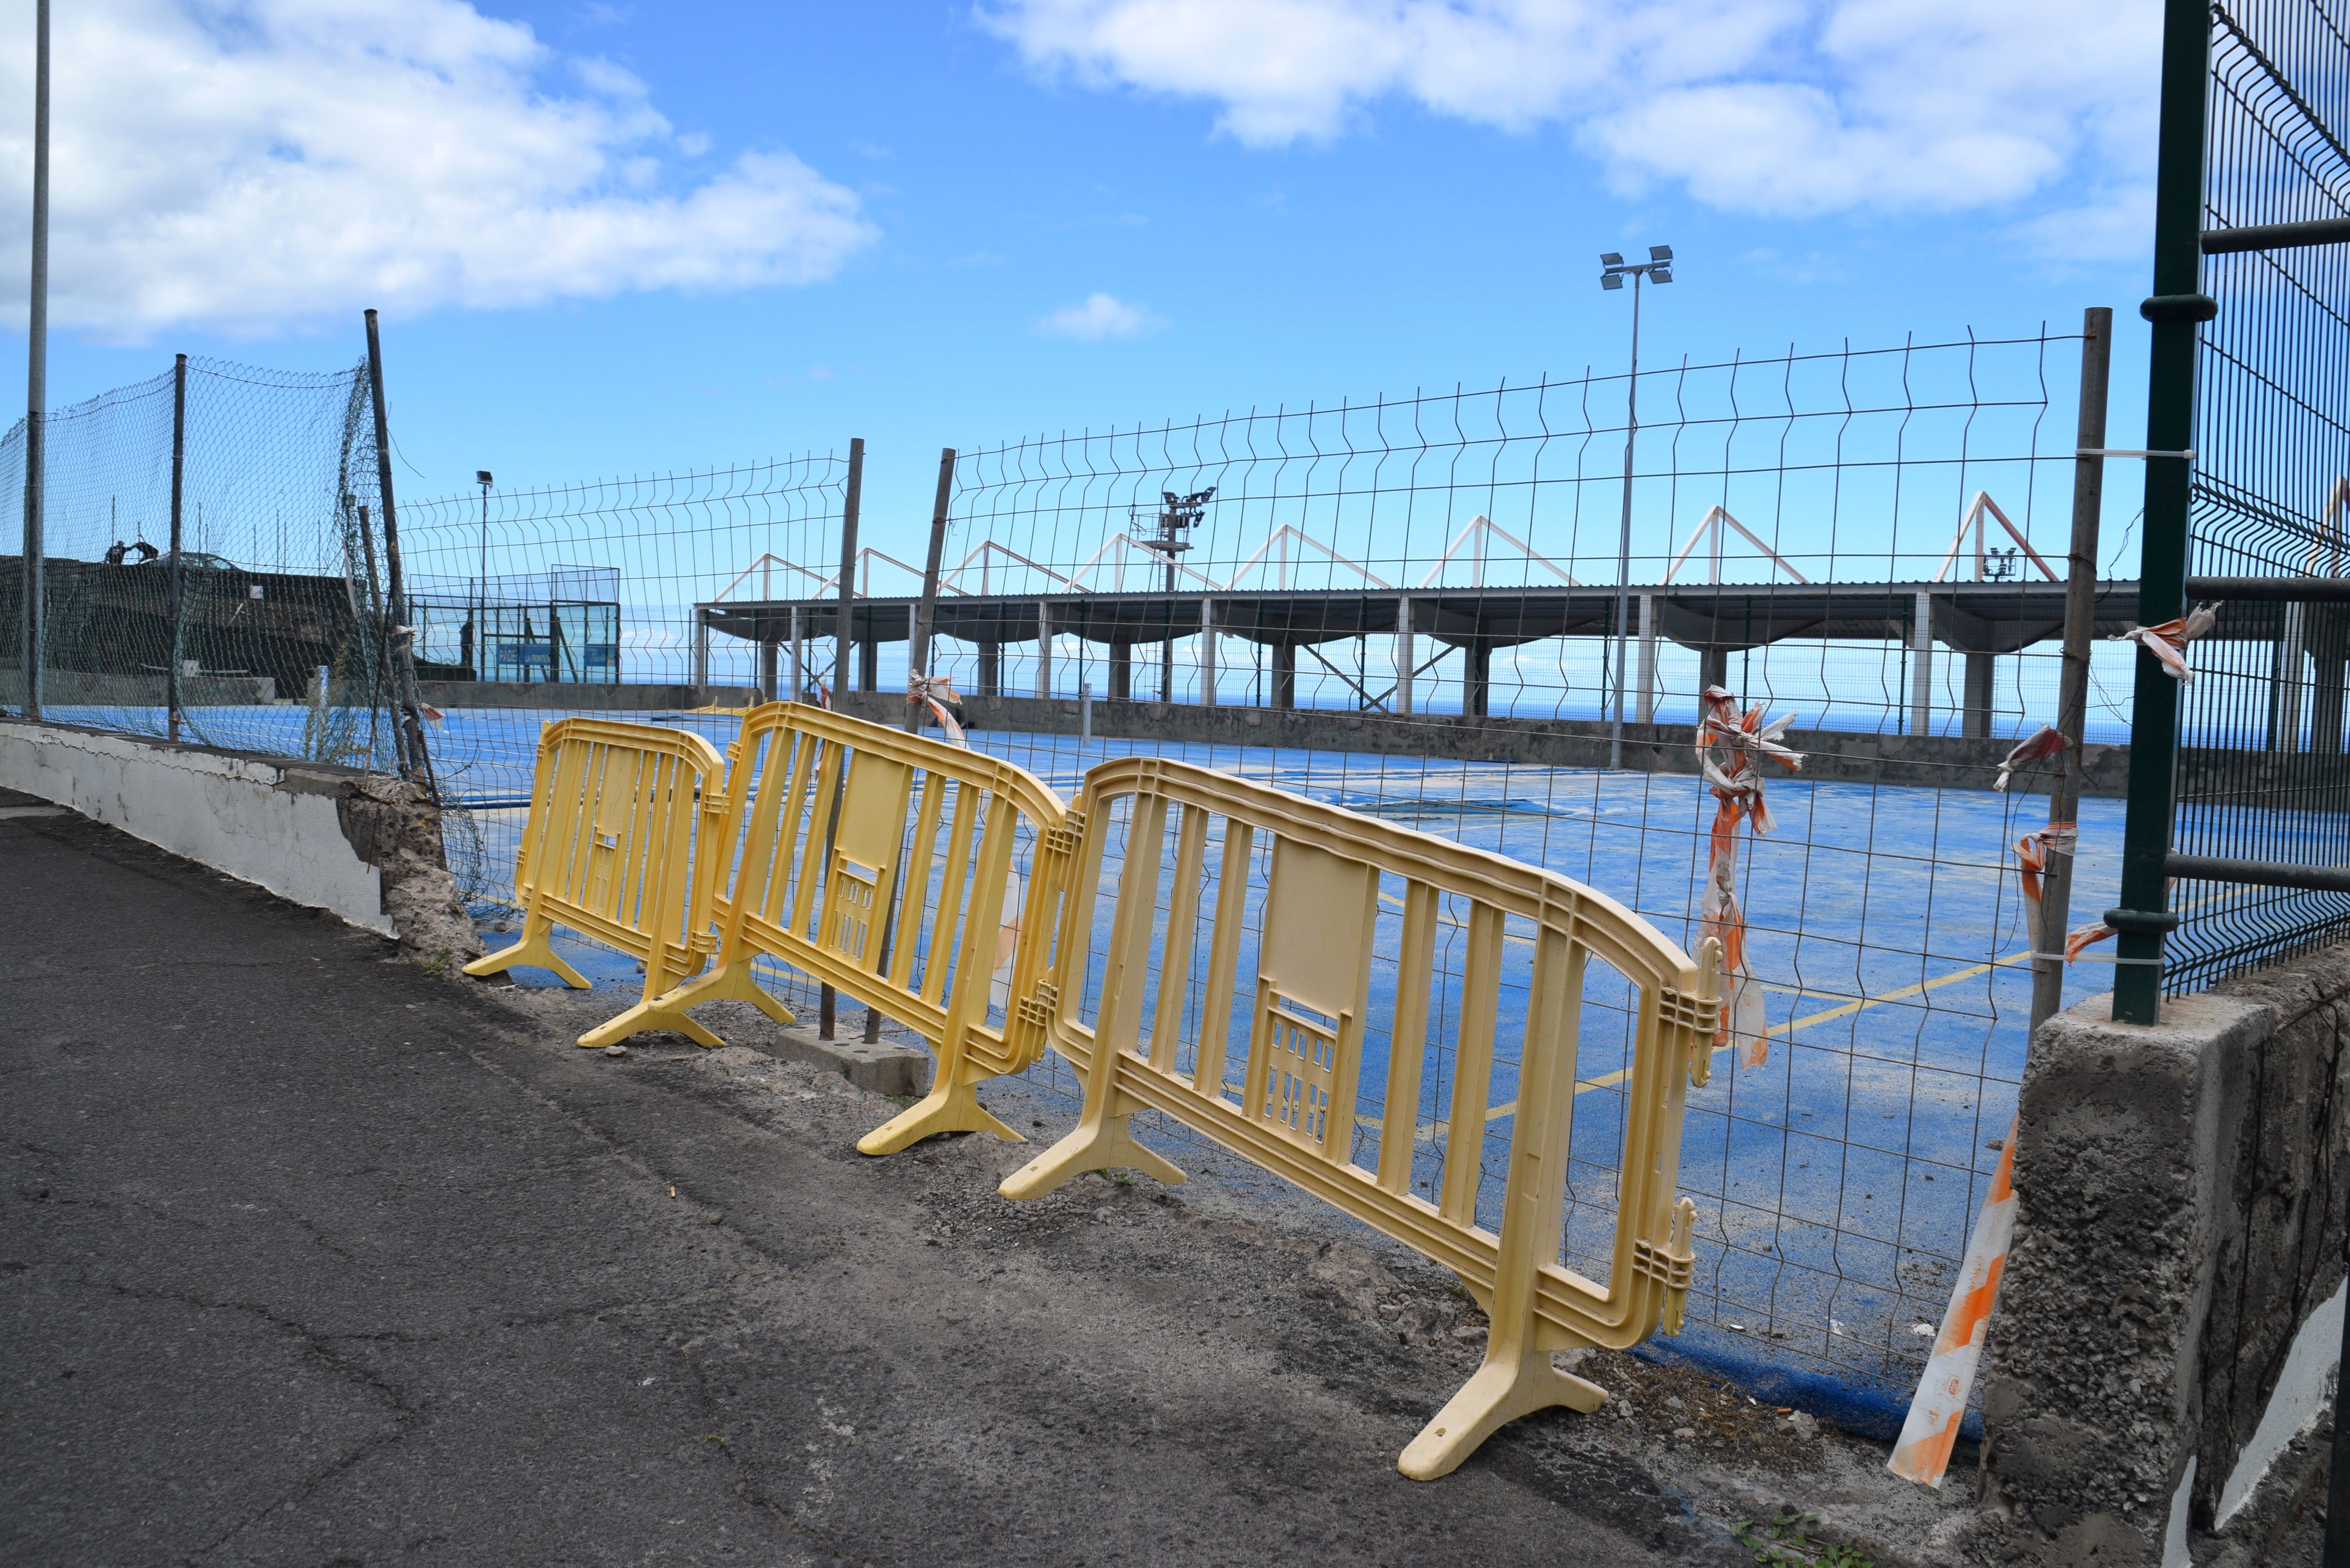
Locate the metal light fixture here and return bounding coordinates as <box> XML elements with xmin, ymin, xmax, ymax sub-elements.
<box><xmin>1598</xmin><ymin>244</ymin><xmax>1678</xmax><ymax>768</ymax></box>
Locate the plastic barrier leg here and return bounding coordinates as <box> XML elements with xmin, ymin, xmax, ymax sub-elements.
<box><xmin>1399</xmin><ymin>1334</ymin><xmax>1609</xmax><ymax>1481</ymax></box>
<box><xmin>857</xmin><ymin>1073</ymin><xmax>1023</xmax><ymax>1156</ymax></box>
<box><xmin>616</xmin><ymin>957</ymin><xmax>794</xmax><ymax>1050</ymax></box>
<box><xmin>999</xmin><ymin>1089</ymin><xmax>1186</xmax><ymax>1197</ymax></box>
<box><xmin>464</xmin><ymin>912</ymin><xmax>589</xmax><ymax>989</ymax></box>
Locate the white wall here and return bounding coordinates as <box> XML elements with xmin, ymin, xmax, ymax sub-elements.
<box><xmin>0</xmin><ymin>721</ymin><xmax>392</xmax><ymax>936</ymax></box>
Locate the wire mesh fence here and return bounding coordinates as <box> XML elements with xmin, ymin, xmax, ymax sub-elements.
<box><xmin>1</xmin><ymin>355</ymin><xmax>400</xmax><ymax>766</ymax></box>
<box><xmin>18</xmin><ymin>317</ymin><xmax>2297</xmax><ymax>1429</ymax></box>
<box><xmin>390</xmin><ymin>458</ymin><xmax>847</xmax><ymax>893</ymax></box>
<box><xmin>646</xmin><ymin>325</ymin><xmax>2134</xmax><ymax>1424</ymax></box>
<box><xmin>2158</xmin><ymin>0</ymin><xmax>2350</xmax><ymax>993</ymax></box>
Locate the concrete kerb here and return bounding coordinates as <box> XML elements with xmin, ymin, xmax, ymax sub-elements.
<box><xmin>0</xmin><ymin>715</ymin><xmax>480</xmax><ymax>966</ymax></box>
<box><xmin>1975</xmin><ymin>952</ymin><xmax>2350</xmax><ymax>1567</ymax></box>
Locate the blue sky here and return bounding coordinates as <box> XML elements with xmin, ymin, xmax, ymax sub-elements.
<box><xmin>0</xmin><ymin>0</ymin><xmax>2162</xmax><ymax>556</ymax></box>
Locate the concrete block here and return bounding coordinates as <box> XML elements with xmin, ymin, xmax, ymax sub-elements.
<box><xmin>1981</xmin><ymin>966</ymin><xmax>2350</xmax><ymax>1564</ymax></box>
<box><xmin>762</xmin><ymin>1019</ymin><xmax>931</xmax><ymax>1100</ymax></box>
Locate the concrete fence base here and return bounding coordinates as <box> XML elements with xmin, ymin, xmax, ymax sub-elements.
<box><xmin>1976</xmin><ymin>948</ymin><xmax>2350</xmax><ymax>1565</ymax></box>
<box><xmin>0</xmin><ymin>717</ymin><xmax>479</xmax><ymax>965</ymax></box>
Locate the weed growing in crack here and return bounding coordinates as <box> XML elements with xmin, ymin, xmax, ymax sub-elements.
<box><xmin>1729</xmin><ymin>1511</ymin><xmax>1874</xmax><ymax>1567</ymax></box>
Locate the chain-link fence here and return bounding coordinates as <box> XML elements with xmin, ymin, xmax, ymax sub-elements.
<box><xmin>389</xmin><ymin>459</ymin><xmax>848</xmax><ymax>895</ymax></box>
<box><xmin>2</xmin><ymin>354</ymin><xmax>399</xmax><ymax>768</ymax></box>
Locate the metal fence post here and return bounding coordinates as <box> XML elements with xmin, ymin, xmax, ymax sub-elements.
<box><xmin>168</xmin><ymin>353</ymin><xmax>187</xmax><ymax>741</ymax></box>
<box><xmin>18</xmin><ymin>0</ymin><xmax>46</xmax><ymax>721</ymax></box>
<box><xmin>2112</xmin><ymin>0</ymin><xmax>2217</xmax><ymax>1027</ymax></box>
<box><xmin>836</xmin><ymin>438</ymin><xmax>862</xmax><ymax>702</ymax></box>
<box><xmin>821</xmin><ymin>436</ymin><xmax>864</xmax><ymax>1044</ymax></box>
<box><xmin>2030</xmin><ymin>306</ymin><xmax>2114</xmax><ymax>1031</ymax></box>
<box><xmin>364</xmin><ymin>309</ymin><xmax>431</xmax><ymax>791</ymax></box>
<box><xmin>906</xmin><ymin>448</ymin><xmax>954</xmax><ymax>733</ymax></box>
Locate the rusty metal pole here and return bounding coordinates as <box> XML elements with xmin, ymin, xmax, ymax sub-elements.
<box><xmin>905</xmin><ymin>448</ymin><xmax>954</xmax><ymax>733</ymax></box>
<box><xmin>821</xmin><ymin>439</ymin><xmax>864</xmax><ymax>1042</ymax></box>
<box><xmin>2029</xmin><ymin>307</ymin><xmax>2114</xmax><ymax>1031</ymax></box>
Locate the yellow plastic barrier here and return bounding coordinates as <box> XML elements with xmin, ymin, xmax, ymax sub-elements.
<box><xmin>465</xmin><ymin>717</ymin><xmax>748</xmax><ymax>1048</ymax></box>
<box><xmin>999</xmin><ymin>756</ymin><xmax>1720</xmax><ymax>1480</ymax></box>
<box><xmin>646</xmin><ymin>702</ymin><xmax>1076</xmax><ymax>1154</ymax></box>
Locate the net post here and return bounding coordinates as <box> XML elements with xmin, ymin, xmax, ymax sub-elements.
<box><xmin>2113</xmin><ymin>0</ymin><xmax>2215</xmax><ymax>1027</ymax></box>
<box><xmin>364</xmin><ymin>308</ymin><xmax>433</xmax><ymax>793</ymax></box>
<box><xmin>168</xmin><ymin>353</ymin><xmax>187</xmax><ymax>741</ymax></box>
<box><xmin>2030</xmin><ymin>307</ymin><xmax>2114</xmax><ymax>1032</ymax></box>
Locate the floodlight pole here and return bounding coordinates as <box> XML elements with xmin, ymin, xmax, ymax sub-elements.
<box><xmin>476</xmin><ymin>471</ymin><xmax>492</xmax><ymax>679</ymax></box>
<box><xmin>1610</xmin><ymin>270</ymin><xmax>1643</xmax><ymax>769</ymax></box>
<box><xmin>19</xmin><ymin>0</ymin><xmax>47</xmax><ymax>720</ymax></box>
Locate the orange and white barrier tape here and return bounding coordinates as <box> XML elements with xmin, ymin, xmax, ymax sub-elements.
<box><xmin>1993</xmin><ymin>723</ymin><xmax>2066</xmax><ymax>792</ymax></box>
<box><xmin>1695</xmin><ymin>686</ymin><xmax>1803</xmax><ymax>1068</ymax></box>
<box><xmin>2014</xmin><ymin>824</ymin><xmax>2122</xmax><ymax>963</ymax></box>
<box><xmin>2013</xmin><ymin>823</ymin><xmax>2076</xmax><ymax>950</ymax></box>
<box><xmin>1890</xmin><ymin>1119</ymin><xmax>2018</xmax><ymax>1486</ymax></box>
<box><xmin>2113</xmin><ymin>602</ymin><xmax>2217</xmax><ymax>682</ymax></box>
<box><xmin>906</xmin><ymin>674</ymin><xmax>970</xmax><ymax>745</ymax></box>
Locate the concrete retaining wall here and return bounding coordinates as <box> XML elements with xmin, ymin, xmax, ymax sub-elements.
<box><xmin>414</xmin><ymin>680</ymin><xmax>755</xmax><ymax>711</ymax></box>
<box><xmin>1978</xmin><ymin>951</ymin><xmax>2350</xmax><ymax>1565</ymax></box>
<box><xmin>0</xmin><ymin>718</ymin><xmax>478</xmax><ymax>962</ymax></box>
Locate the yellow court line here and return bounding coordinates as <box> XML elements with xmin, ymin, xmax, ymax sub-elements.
<box><xmin>1464</xmin><ymin>948</ymin><xmax>2039</xmax><ymax>1125</ymax></box>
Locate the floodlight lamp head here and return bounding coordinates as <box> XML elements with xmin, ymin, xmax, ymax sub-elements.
<box><xmin>476</xmin><ymin>470</ymin><xmax>493</xmax><ymax>486</ymax></box>
<box><xmin>1651</xmin><ymin>267</ymin><xmax>1673</xmax><ymax>284</ymax></box>
<box><xmin>1164</xmin><ymin>490</ymin><xmax>1180</xmax><ymax>506</ymax></box>
<box><xmin>1601</xmin><ymin>272</ymin><xmax>1625</xmax><ymax>290</ymax></box>
<box><xmin>1650</xmin><ymin>245</ymin><xmax>1673</xmax><ymax>262</ymax></box>
<box><xmin>1600</xmin><ymin>251</ymin><xmax>1625</xmax><ymax>266</ymax></box>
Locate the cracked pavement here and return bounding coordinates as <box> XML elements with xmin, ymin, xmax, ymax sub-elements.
<box><xmin>2</xmin><ymin>792</ymin><xmax>1744</xmax><ymax>1566</ymax></box>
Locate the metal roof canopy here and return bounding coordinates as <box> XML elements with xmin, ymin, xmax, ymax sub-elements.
<box><xmin>699</xmin><ymin>581</ymin><xmax>2174</xmax><ymax>658</ymax></box>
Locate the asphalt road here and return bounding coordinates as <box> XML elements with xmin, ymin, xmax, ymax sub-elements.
<box><xmin>1</xmin><ymin>792</ymin><xmax>1738</xmax><ymax>1566</ymax></box>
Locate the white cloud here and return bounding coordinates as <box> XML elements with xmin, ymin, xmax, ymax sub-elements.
<box><xmin>0</xmin><ymin>0</ymin><xmax>879</xmax><ymax>338</ymax></box>
<box><xmin>982</xmin><ymin>0</ymin><xmax>2161</xmax><ymax>230</ymax></box>
<box><xmin>1038</xmin><ymin>292</ymin><xmax>1168</xmax><ymax>339</ymax></box>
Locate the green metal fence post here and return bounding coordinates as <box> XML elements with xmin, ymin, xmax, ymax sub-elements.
<box><xmin>2112</xmin><ymin>0</ymin><xmax>2217</xmax><ymax>1026</ymax></box>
